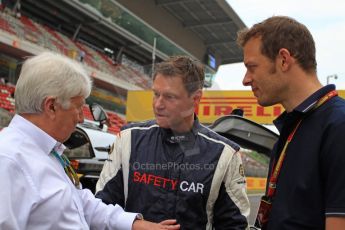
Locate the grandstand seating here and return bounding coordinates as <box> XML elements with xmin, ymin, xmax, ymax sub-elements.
<box><xmin>0</xmin><ymin>83</ymin><xmax>125</xmax><ymax>134</ymax></box>
<box><xmin>81</xmin><ymin>105</ymin><xmax>126</xmax><ymax>134</ymax></box>
<box><xmin>0</xmin><ymin>13</ymin><xmax>16</xmax><ymax>35</ymax></box>
<box><xmin>0</xmin><ymin>11</ymin><xmax>152</xmax><ymax>89</ymax></box>
<box><xmin>43</xmin><ymin>25</ymin><xmax>67</xmax><ymax>46</ymax></box>
<box><xmin>20</xmin><ymin>15</ymin><xmax>39</xmax><ymax>33</ymax></box>
<box><xmin>0</xmin><ymin>10</ymin><xmax>148</xmax><ymax>134</ymax></box>
<box><xmin>0</xmin><ymin>84</ymin><xmax>15</xmax><ymax>113</ymax></box>
<box><xmin>106</xmin><ymin>112</ymin><xmax>126</xmax><ymax>134</ymax></box>
<box><xmin>74</xmin><ymin>42</ymin><xmax>101</xmax><ymax>70</ymax></box>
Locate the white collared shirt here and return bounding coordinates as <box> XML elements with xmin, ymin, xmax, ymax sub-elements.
<box><xmin>0</xmin><ymin>115</ymin><xmax>137</xmax><ymax>230</ymax></box>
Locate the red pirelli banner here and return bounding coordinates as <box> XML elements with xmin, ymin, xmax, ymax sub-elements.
<box><xmin>126</xmin><ymin>90</ymin><xmax>345</xmax><ymax>124</ymax></box>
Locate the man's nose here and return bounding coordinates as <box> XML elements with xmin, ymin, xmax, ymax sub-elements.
<box><xmin>154</xmin><ymin>96</ymin><xmax>165</xmax><ymax>109</ymax></box>
<box><xmin>242</xmin><ymin>71</ymin><xmax>252</xmax><ymax>86</ymax></box>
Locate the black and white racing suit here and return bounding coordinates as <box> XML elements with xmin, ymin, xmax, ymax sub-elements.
<box><xmin>96</xmin><ymin>118</ymin><xmax>250</xmax><ymax>230</ymax></box>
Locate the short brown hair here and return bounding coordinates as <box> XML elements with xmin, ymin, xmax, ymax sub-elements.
<box><xmin>237</xmin><ymin>16</ymin><xmax>317</xmax><ymax>73</ymax></box>
<box><xmin>153</xmin><ymin>56</ymin><xmax>205</xmax><ymax>95</ymax></box>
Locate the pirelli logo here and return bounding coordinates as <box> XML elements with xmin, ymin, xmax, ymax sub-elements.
<box><xmin>126</xmin><ymin>90</ymin><xmax>286</xmax><ymax>124</ymax></box>
<box><xmin>196</xmin><ymin>96</ymin><xmax>283</xmax><ymax>124</ymax></box>
<box><xmin>127</xmin><ymin>90</ymin><xmax>345</xmax><ymax>124</ymax></box>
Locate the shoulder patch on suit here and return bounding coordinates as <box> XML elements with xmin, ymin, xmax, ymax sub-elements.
<box><xmin>239</xmin><ymin>164</ymin><xmax>245</xmax><ymax>177</ymax></box>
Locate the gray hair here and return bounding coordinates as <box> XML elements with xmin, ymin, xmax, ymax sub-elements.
<box><xmin>153</xmin><ymin>56</ymin><xmax>205</xmax><ymax>95</ymax></box>
<box><xmin>15</xmin><ymin>52</ymin><xmax>92</xmax><ymax>113</ymax></box>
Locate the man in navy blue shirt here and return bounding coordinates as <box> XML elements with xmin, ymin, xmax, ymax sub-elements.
<box><xmin>237</xmin><ymin>16</ymin><xmax>345</xmax><ymax>230</ymax></box>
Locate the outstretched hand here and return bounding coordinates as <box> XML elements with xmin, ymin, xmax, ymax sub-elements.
<box><xmin>132</xmin><ymin>219</ymin><xmax>180</xmax><ymax>230</ymax></box>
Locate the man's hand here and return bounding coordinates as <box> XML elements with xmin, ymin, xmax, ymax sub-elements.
<box><xmin>132</xmin><ymin>219</ymin><xmax>180</xmax><ymax>230</ymax></box>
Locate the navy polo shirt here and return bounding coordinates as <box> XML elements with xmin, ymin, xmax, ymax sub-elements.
<box><xmin>266</xmin><ymin>85</ymin><xmax>345</xmax><ymax>230</ymax></box>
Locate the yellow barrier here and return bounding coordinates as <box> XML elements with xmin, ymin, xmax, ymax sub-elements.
<box><xmin>127</xmin><ymin>90</ymin><xmax>345</xmax><ymax>124</ymax></box>
<box><xmin>246</xmin><ymin>177</ymin><xmax>267</xmax><ymax>191</ymax></box>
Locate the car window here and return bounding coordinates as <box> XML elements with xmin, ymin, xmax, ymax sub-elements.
<box><xmin>0</xmin><ymin>108</ymin><xmax>13</xmax><ymax>129</ymax></box>
<box><xmin>64</xmin><ymin>143</ymin><xmax>93</xmax><ymax>159</ymax></box>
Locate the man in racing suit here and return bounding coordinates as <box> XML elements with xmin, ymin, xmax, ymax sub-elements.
<box><xmin>96</xmin><ymin>56</ymin><xmax>250</xmax><ymax>229</ymax></box>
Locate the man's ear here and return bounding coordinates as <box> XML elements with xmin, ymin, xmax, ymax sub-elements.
<box><xmin>43</xmin><ymin>96</ymin><xmax>56</xmax><ymax>117</ymax></box>
<box><xmin>192</xmin><ymin>89</ymin><xmax>202</xmax><ymax>105</ymax></box>
<box><xmin>278</xmin><ymin>48</ymin><xmax>294</xmax><ymax>72</ymax></box>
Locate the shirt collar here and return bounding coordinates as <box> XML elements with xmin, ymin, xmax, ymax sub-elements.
<box><xmin>160</xmin><ymin>115</ymin><xmax>201</xmax><ymax>144</ymax></box>
<box><xmin>273</xmin><ymin>84</ymin><xmax>336</xmax><ymax>131</ymax></box>
<box><xmin>9</xmin><ymin>115</ymin><xmax>66</xmax><ymax>155</ymax></box>
<box><xmin>294</xmin><ymin>84</ymin><xmax>336</xmax><ymax>113</ymax></box>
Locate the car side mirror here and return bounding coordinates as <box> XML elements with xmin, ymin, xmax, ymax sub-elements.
<box><xmin>90</xmin><ymin>103</ymin><xmax>108</xmax><ymax>122</ymax></box>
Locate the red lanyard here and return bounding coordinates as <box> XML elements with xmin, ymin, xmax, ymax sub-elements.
<box><xmin>267</xmin><ymin>90</ymin><xmax>338</xmax><ymax>197</ymax></box>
